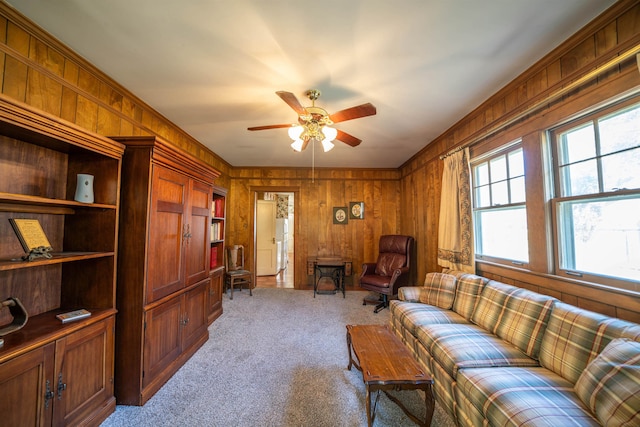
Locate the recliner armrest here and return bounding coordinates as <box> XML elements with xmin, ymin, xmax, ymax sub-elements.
<box><xmin>361</xmin><ymin>263</ymin><xmax>377</xmax><ymax>277</ymax></box>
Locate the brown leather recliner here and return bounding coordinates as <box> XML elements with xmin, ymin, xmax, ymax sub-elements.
<box><xmin>359</xmin><ymin>235</ymin><xmax>415</xmax><ymax>313</ymax></box>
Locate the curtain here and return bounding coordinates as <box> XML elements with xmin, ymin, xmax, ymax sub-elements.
<box><xmin>437</xmin><ymin>147</ymin><xmax>474</xmax><ymax>273</ymax></box>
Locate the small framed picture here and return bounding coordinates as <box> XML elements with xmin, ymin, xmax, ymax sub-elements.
<box><xmin>349</xmin><ymin>202</ymin><xmax>364</xmax><ymax>219</ymax></box>
<box><xmin>333</xmin><ymin>207</ymin><xmax>348</xmax><ymax>224</ymax></box>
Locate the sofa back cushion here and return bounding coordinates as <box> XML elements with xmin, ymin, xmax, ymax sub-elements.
<box><xmin>574</xmin><ymin>338</ymin><xmax>640</xmax><ymax>427</ymax></box>
<box><xmin>442</xmin><ymin>270</ymin><xmax>489</xmax><ymax>320</ymax></box>
<box><xmin>539</xmin><ymin>302</ymin><xmax>640</xmax><ymax>384</ymax></box>
<box><xmin>471</xmin><ymin>281</ymin><xmax>520</xmax><ymax>334</ymax></box>
<box><xmin>494</xmin><ymin>288</ymin><xmax>556</xmax><ymax>359</ymax></box>
<box><xmin>419</xmin><ymin>272</ymin><xmax>457</xmax><ymax>309</ymax></box>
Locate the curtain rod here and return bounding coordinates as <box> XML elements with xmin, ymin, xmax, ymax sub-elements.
<box><xmin>439</xmin><ymin>44</ymin><xmax>640</xmax><ymax>161</ymax></box>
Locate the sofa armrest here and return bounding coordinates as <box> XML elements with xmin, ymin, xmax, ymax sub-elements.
<box><xmin>398</xmin><ymin>286</ymin><xmax>422</xmax><ymax>302</ymax></box>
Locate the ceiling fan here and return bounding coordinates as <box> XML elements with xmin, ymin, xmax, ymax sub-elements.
<box><xmin>247</xmin><ymin>90</ymin><xmax>376</xmax><ymax>152</ymax></box>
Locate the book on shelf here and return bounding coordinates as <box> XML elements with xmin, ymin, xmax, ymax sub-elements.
<box><xmin>210</xmin><ymin>246</ymin><xmax>218</xmax><ymax>268</ymax></box>
<box><xmin>210</xmin><ymin>222</ymin><xmax>223</xmax><ymax>242</ymax></box>
<box><xmin>212</xmin><ymin>198</ymin><xmax>224</xmax><ymax>218</ymax></box>
<box><xmin>56</xmin><ymin>309</ymin><xmax>91</xmax><ymax>323</ymax></box>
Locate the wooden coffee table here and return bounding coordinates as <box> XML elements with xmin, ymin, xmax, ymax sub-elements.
<box><xmin>346</xmin><ymin>324</ymin><xmax>434</xmax><ymax>427</ymax></box>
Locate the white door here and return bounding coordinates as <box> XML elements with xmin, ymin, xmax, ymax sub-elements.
<box><xmin>256</xmin><ymin>200</ymin><xmax>277</xmax><ymax>276</ymax></box>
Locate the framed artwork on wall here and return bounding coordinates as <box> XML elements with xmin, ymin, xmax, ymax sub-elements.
<box><xmin>349</xmin><ymin>202</ymin><xmax>364</xmax><ymax>219</ymax></box>
<box><xmin>333</xmin><ymin>207</ymin><xmax>348</xmax><ymax>224</ymax></box>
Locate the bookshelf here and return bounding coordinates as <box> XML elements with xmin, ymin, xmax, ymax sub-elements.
<box><xmin>209</xmin><ymin>186</ymin><xmax>227</xmax><ymax>323</ymax></box>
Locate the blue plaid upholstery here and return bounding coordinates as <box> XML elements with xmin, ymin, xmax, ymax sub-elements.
<box><xmin>457</xmin><ymin>367</ymin><xmax>600</xmax><ymax>427</ymax></box>
<box><xmin>494</xmin><ymin>288</ymin><xmax>556</xmax><ymax>359</ymax></box>
<box><xmin>539</xmin><ymin>302</ymin><xmax>640</xmax><ymax>384</ymax></box>
<box><xmin>416</xmin><ymin>323</ymin><xmax>539</xmax><ymax>378</ymax></box>
<box><xmin>574</xmin><ymin>338</ymin><xmax>640</xmax><ymax>427</ymax></box>
<box><xmin>470</xmin><ymin>280</ymin><xmax>521</xmax><ymax>334</ymax></box>
<box><xmin>398</xmin><ymin>286</ymin><xmax>422</xmax><ymax>302</ymax></box>
<box><xmin>419</xmin><ymin>272</ymin><xmax>457</xmax><ymax>309</ymax></box>
<box><xmin>388</xmin><ymin>271</ymin><xmax>640</xmax><ymax>427</ymax></box>
<box><xmin>442</xmin><ymin>269</ymin><xmax>489</xmax><ymax>320</ymax></box>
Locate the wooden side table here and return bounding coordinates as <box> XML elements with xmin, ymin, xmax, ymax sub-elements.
<box><xmin>346</xmin><ymin>324</ymin><xmax>434</xmax><ymax>426</ymax></box>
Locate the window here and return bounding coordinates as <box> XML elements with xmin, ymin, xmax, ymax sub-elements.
<box><xmin>472</xmin><ymin>142</ymin><xmax>529</xmax><ymax>264</ymax></box>
<box><xmin>551</xmin><ymin>100</ymin><xmax>640</xmax><ymax>286</ymax></box>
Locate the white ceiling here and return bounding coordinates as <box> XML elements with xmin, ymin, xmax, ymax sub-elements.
<box><xmin>7</xmin><ymin>0</ymin><xmax>617</xmax><ymax>168</ymax></box>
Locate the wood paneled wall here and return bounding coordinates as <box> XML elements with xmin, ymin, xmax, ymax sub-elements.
<box><xmin>0</xmin><ymin>1</ymin><xmax>638</xmax><ymax>319</ymax></box>
<box><xmin>0</xmin><ymin>2</ymin><xmax>232</xmax><ymax>185</ymax></box>
<box><xmin>399</xmin><ymin>0</ymin><xmax>640</xmax><ymax>322</ymax></box>
<box><xmin>228</xmin><ymin>168</ymin><xmax>401</xmax><ymax>289</ymax></box>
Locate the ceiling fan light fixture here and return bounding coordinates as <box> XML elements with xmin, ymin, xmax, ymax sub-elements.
<box><xmin>321</xmin><ymin>139</ymin><xmax>335</xmax><ymax>152</ymax></box>
<box><xmin>288</xmin><ymin>125</ymin><xmax>304</xmax><ymax>140</ymax></box>
<box><xmin>291</xmin><ymin>138</ymin><xmax>305</xmax><ymax>152</ymax></box>
<box><xmin>322</xmin><ymin>125</ymin><xmax>337</xmax><ymax>140</ymax></box>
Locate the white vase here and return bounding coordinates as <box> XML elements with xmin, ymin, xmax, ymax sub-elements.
<box><xmin>74</xmin><ymin>174</ymin><xmax>94</xmax><ymax>203</ymax></box>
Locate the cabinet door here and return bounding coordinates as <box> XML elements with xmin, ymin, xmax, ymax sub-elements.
<box><xmin>53</xmin><ymin>317</ymin><xmax>115</xmax><ymax>427</ymax></box>
<box><xmin>183</xmin><ymin>280</ymin><xmax>209</xmax><ymax>350</ymax></box>
<box><xmin>185</xmin><ymin>180</ymin><xmax>212</xmax><ymax>285</ymax></box>
<box><xmin>147</xmin><ymin>165</ymin><xmax>189</xmax><ymax>302</ymax></box>
<box><xmin>143</xmin><ymin>297</ymin><xmax>182</xmax><ymax>388</ymax></box>
<box><xmin>0</xmin><ymin>343</ymin><xmax>54</xmax><ymax>427</ymax></box>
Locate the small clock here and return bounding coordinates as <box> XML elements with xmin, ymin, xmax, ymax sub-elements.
<box><xmin>333</xmin><ymin>207</ymin><xmax>348</xmax><ymax>224</ymax></box>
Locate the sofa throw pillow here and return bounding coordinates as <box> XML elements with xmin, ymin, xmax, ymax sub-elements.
<box><xmin>419</xmin><ymin>272</ymin><xmax>457</xmax><ymax>309</ymax></box>
<box><xmin>574</xmin><ymin>338</ymin><xmax>640</xmax><ymax>427</ymax></box>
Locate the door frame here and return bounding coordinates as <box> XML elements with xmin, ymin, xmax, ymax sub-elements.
<box><xmin>250</xmin><ymin>186</ymin><xmax>300</xmax><ymax>288</ymax></box>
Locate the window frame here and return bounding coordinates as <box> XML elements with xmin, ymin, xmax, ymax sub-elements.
<box><xmin>471</xmin><ymin>140</ymin><xmax>530</xmax><ymax>268</ymax></box>
<box><xmin>548</xmin><ymin>97</ymin><xmax>640</xmax><ymax>291</ymax></box>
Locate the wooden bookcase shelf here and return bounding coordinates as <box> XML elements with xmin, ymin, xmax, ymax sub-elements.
<box><xmin>208</xmin><ymin>186</ymin><xmax>227</xmax><ymax>324</ymax></box>
<box><xmin>0</xmin><ymin>94</ymin><xmax>123</xmax><ymax>426</ymax></box>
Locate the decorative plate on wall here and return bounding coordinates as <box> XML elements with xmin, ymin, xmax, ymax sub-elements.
<box><xmin>349</xmin><ymin>202</ymin><xmax>364</xmax><ymax>219</ymax></box>
<box><xmin>333</xmin><ymin>207</ymin><xmax>348</xmax><ymax>224</ymax></box>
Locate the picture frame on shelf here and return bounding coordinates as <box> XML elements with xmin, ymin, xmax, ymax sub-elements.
<box><xmin>9</xmin><ymin>218</ymin><xmax>53</xmax><ymax>252</ymax></box>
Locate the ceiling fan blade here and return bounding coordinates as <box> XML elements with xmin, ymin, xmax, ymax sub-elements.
<box><xmin>247</xmin><ymin>124</ymin><xmax>292</xmax><ymax>131</ymax></box>
<box><xmin>335</xmin><ymin>130</ymin><xmax>362</xmax><ymax>147</ymax></box>
<box><xmin>276</xmin><ymin>91</ymin><xmax>307</xmax><ymax>115</ymax></box>
<box><xmin>329</xmin><ymin>103</ymin><xmax>376</xmax><ymax>123</ymax></box>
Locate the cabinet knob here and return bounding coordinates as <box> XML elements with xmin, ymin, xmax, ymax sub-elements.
<box><xmin>45</xmin><ymin>380</ymin><xmax>54</xmax><ymax>408</ymax></box>
<box><xmin>57</xmin><ymin>373</ymin><xmax>67</xmax><ymax>399</ymax></box>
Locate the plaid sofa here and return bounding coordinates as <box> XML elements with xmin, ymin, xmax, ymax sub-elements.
<box><xmin>389</xmin><ymin>271</ymin><xmax>640</xmax><ymax>427</ymax></box>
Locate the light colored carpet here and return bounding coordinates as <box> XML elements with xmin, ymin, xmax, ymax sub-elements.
<box><xmin>101</xmin><ymin>288</ymin><xmax>456</xmax><ymax>427</ymax></box>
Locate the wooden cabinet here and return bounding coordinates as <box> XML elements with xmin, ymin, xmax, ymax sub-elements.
<box><xmin>208</xmin><ymin>186</ymin><xmax>227</xmax><ymax>323</ymax></box>
<box><xmin>114</xmin><ymin>136</ymin><xmax>220</xmax><ymax>405</ymax></box>
<box><xmin>0</xmin><ymin>318</ymin><xmax>114</xmax><ymax>427</ymax></box>
<box><xmin>0</xmin><ymin>95</ymin><xmax>122</xmax><ymax>426</ymax></box>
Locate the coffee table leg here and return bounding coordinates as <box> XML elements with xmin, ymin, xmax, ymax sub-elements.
<box><xmin>346</xmin><ymin>327</ymin><xmax>353</xmax><ymax>370</ymax></box>
<box><xmin>366</xmin><ymin>385</ymin><xmax>373</xmax><ymax>427</ymax></box>
<box><xmin>425</xmin><ymin>384</ymin><xmax>435</xmax><ymax>427</ymax></box>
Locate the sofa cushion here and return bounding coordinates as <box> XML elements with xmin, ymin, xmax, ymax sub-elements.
<box><xmin>442</xmin><ymin>270</ymin><xmax>489</xmax><ymax>320</ymax></box>
<box><xmin>419</xmin><ymin>272</ymin><xmax>457</xmax><ymax>309</ymax></box>
<box><xmin>390</xmin><ymin>300</ymin><xmax>467</xmax><ymax>338</ymax></box>
<box><xmin>416</xmin><ymin>323</ymin><xmax>539</xmax><ymax>379</ymax></box>
<box><xmin>470</xmin><ymin>280</ymin><xmax>520</xmax><ymax>334</ymax></box>
<box><xmin>457</xmin><ymin>367</ymin><xmax>600</xmax><ymax>427</ymax></box>
<box><xmin>540</xmin><ymin>302</ymin><xmax>640</xmax><ymax>385</ymax></box>
<box><xmin>494</xmin><ymin>288</ymin><xmax>556</xmax><ymax>359</ymax></box>
<box><xmin>398</xmin><ymin>286</ymin><xmax>422</xmax><ymax>302</ymax></box>
<box><xmin>574</xmin><ymin>338</ymin><xmax>640</xmax><ymax>427</ymax></box>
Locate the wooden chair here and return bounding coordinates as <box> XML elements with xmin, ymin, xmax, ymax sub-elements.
<box><xmin>224</xmin><ymin>245</ymin><xmax>253</xmax><ymax>300</ymax></box>
<box><xmin>359</xmin><ymin>235</ymin><xmax>414</xmax><ymax>313</ymax></box>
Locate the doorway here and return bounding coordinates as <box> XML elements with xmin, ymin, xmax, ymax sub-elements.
<box><xmin>254</xmin><ymin>190</ymin><xmax>295</xmax><ymax>288</ymax></box>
